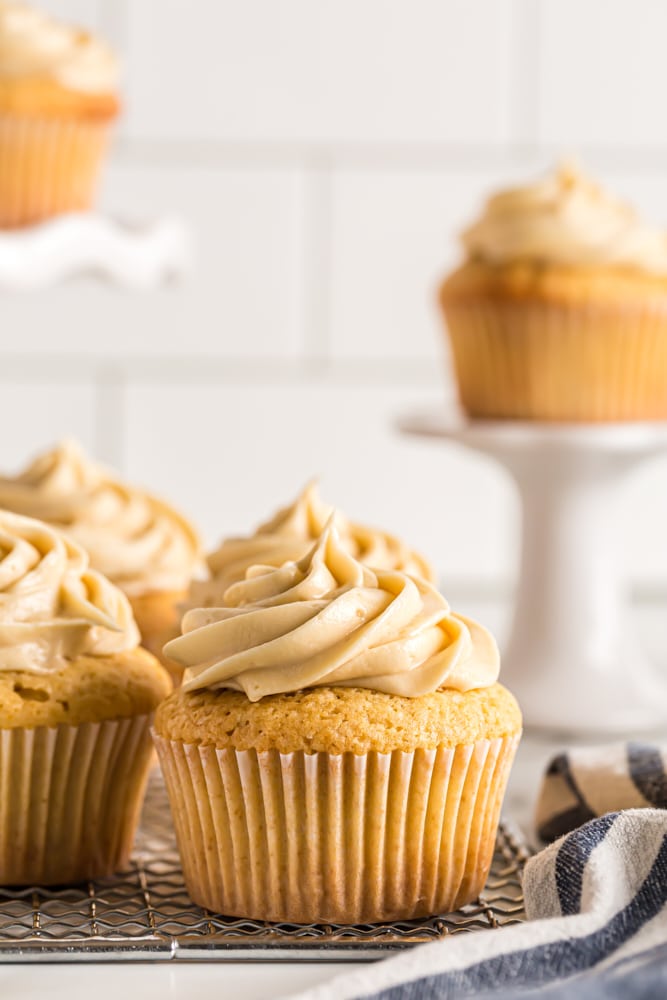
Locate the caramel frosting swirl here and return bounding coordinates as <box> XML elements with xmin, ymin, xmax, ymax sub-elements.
<box><xmin>0</xmin><ymin>441</ymin><xmax>201</xmax><ymax>597</ymax></box>
<box><xmin>0</xmin><ymin>0</ymin><xmax>118</xmax><ymax>93</ymax></box>
<box><xmin>188</xmin><ymin>481</ymin><xmax>435</xmax><ymax>609</ymax></box>
<box><xmin>462</xmin><ymin>163</ymin><xmax>667</xmax><ymax>274</ymax></box>
<box><xmin>0</xmin><ymin>510</ymin><xmax>139</xmax><ymax>672</ymax></box>
<box><xmin>167</xmin><ymin>520</ymin><xmax>498</xmax><ymax>702</ymax></box>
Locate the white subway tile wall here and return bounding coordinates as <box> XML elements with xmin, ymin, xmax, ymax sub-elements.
<box><xmin>329</xmin><ymin>167</ymin><xmax>537</xmax><ymax>361</ymax></box>
<box><xmin>539</xmin><ymin>0</ymin><xmax>667</xmax><ymax>148</ymax></box>
<box><xmin>123</xmin><ymin>378</ymin><xmax>519</xmax><ymax>584</ymax></box>
<box><xmin>2</xmin><ymin>0</ymin><xmax>667</xmax><ymax>590</ymax></box>
<box><xmin>123</xmin><ymin>0</ymin><xmax>518</xmax><ymax>144</ymax></box>
<box><xmin>0</xmin><ymin>382</ymin><xmax>97</xmax><ymax>468</ymax></box>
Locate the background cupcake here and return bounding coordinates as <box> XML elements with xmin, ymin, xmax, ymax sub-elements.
<box><xmin>0</xmin><ymin>440</ymin><xmax>202</xmax><ymax>676</ymax></box>
<box><xmin>155</xmin><ymin>519</ymin><xmax>521</xmax><ymax>923</ymax></box>
<box><xmin>189</xmin><ymin>480</ymin><xmax>435</xmax><ymax>611</ymax></box>
<box><xmin>0</xmin><ymin>0</ymin><xmax>119</xmax><ymax>227</ymax></box>
<box><xmin>440</xmin><ymin>164</ymin><xmax>667</xmax><ymax>421</ymax></box>
<box><xmin>0</xmin><ymin>510</ymin><xmax>171</xmax><ymax>884</ymax></box>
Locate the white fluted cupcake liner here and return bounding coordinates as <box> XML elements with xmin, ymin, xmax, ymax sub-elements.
<box><xmin>0</xmin><ymin>115</ymin><xmax>110</xmax><ymax>228</ymax></box>
<box><xmin>0</xmin><ymin>715</ymin><xmax>154</xmax><ymax>885</ymax></box>
<box><xmin>443</xmin><ymin>299</ymin><xmax>667</xmax><ymax>421</ymax></box>
<box><xmin>153</xmin><ymin>732</ymin><xmax>520</xmax><ymax>923</ymax></box>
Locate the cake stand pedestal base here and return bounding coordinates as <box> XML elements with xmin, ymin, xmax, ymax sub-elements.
<box><xmin>399</xmin><ymin>413</ymin><xmax>667</xmax><ymax>737</ymax></box>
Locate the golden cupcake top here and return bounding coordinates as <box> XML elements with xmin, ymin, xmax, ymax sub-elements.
<box><xmin>0</xmin><ymin>510</ymin><xmax>139</xmax><ymax>673</ymax></box>
<box><xmin>156</xmin><ymin>683</ymin><xmax>521</xmax><ymax>754</ymax></box>
<box><xmin>461</xmin><ymin>163</ymin><xmax>667</xmax><ymax>274</ymax></box>
<box><xmin>166</xmin><ymin>518</ymin><xmax>499</xmax><ymax>702</ymax></box>
<box><xmin>0</xmin><ymin>441</ymin><xmax>202</xmax><ymax>597</ymax></box>
<box><xmin>188</xmin><ymin>480</ymin><xmax>435</xmax><ymax>608</ymax></box>
<box><xmin>0</xmin><ymin>1</ymin><xmax>118</xmax><ymax>94</ymax></box>
<box><xmin>0</xmin><ymin>647</ymin><xmax>172</xmax><ymax>728</ymax></box>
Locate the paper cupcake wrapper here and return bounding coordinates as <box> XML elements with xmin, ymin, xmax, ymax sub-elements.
<box><xmin>0</xmin><ymin>115</ymin><xmax>111</xmax><ymax>228</ymax></box>
<box><xmin>154</xmin><ymin>732</ymin><xmax>520</xmax><ymax>923</ymax></box>
<box><xmin>0</xmin><ymin>715</ymin><xmax>154</xmax><ymax>885</ymax></box>
<box><xmin>443</xmin><ymin>298</ymin><xmax>667</xmax><ymax>421</ymax></box>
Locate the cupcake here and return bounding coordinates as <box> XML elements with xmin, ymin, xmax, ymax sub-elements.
<box><xmin>0</xmin><ymin>0</ymin><xmax>119</xmax><ymax>227</ymax></box>
<box><xmin>440</xmin><ymin>164</ymin><xmax>667</xmax><ymax>421</ymax></box>
<box><xmin>154</xmin><ymin>518</ymin><xmax>521</xmax><ymax>923</ymax></box>
<box><xmin>0</xmin><ymin>441</ymin><xmax>202</xmax><ymax>678</ymax></box>
<box><xmin>189</xmin><ymin>480</ymin><xmax>435</xmax><ymax>610</ymax></box>
<box><xmin>0</xmin><ymin>510</ymin><xmax>171</xmax><ymax>884</ymax></box>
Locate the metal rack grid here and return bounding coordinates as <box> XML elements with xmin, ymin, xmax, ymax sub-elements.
<box><xmin>0</xmin><ymin>772</ymin><xmax>531</xmax><ymax>962</ymax></box>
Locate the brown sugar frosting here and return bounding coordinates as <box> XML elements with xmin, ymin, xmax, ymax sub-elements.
<box><xmin>461</xmin><ymin>162</ymin><xmax>667</xmax><ymax>273</ymax></box>
<box><xmin>165</xmin><ymin>519</ymin><xmax>498</xmax><ymax>702</ymax></box>
<box><xmin>0</xmin><ymin>509</ymin><xmax>139</xmax><ymax>672</ymax></box>
<box><xmin>0</xmin><ymin>1</ymin><xmax>118</xmax><ymax>94</ymax></box>
<box><xmin>188</xmin><ymin>480</ymin><xmax>435</xmax><ymax>609</ymax></box>
<box><xmin>0</xmin><ymin>441</ymin><xmax>201</xmax><ymax>597</ymax></box>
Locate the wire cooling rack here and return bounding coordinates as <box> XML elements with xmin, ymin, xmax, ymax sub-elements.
<box><xmin>0</xmin><ymin>771</ymin><xmax>531</xmax><ymax>962</ymax></box>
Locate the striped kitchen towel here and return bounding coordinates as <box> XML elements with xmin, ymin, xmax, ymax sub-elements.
<box><xmin>536</xmin><ymin>741</ymin><xmax>667</xmax><ymax>843</ymax></box>
<box><xmin>284</xmin><ymin>808</ymin><xmax>667</xmax><ymax>1000</ymax></box>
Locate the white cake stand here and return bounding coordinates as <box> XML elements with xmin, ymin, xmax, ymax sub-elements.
<box><xmin>399</xmin><ymin>411</ymin><xmax>667</xmax><ymax>736</ymax></box>
<box><xmin>0</xmin><ymin>213</ymin><xmax>191</xmax><ymax>290</ymax></box>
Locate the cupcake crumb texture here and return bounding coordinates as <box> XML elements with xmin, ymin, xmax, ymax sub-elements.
<box><xmin>155</xmin><ymin>682</ymin><xmax>521</xmax><ymax>755</ymax></box>
<box><xmin>0</xmin><ymin>647</ymin><xmax>171</xmax><ymax>728</ymax></box>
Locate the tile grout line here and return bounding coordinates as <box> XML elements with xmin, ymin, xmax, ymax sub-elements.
<box><xmin>110</xmin><ymin>138</ymin><xmax>667</xmax><ymax>174</ymax></box>
<box><xmin>0</xmin><ymin>356</ymin><xmax>443</xmax><ymax>384</ymax></box>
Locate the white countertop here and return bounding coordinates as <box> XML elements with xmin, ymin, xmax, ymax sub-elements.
<box><xmin>3</xmin><ymin>595</ymin><xmax>666</xmax><ymax>1000</ymax></box>
<box><xmin>0</xmin><ymin>963</ymin><xmax>366</xmax><ymax>1000</ymax></box>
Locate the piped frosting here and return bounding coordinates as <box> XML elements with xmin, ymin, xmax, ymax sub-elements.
<box><xmin>188</xmin><ymin>481</ymin><xmax>435</xmax><ymax>610</ymax></box>
<box><xmin>0</xmin><ymin>441</ymin><xmax>201</xmax><ymax>597</ymax></box>
<box><xmin>462</xmin><ymin>163</ymin><xmax>667</xmax><ymax>274</ymax></box>
<box><xmin>167</xmin><ymin>519</ymin><xmax>498</xmax><ymax>702</ymax></box>
<box><xmin>0</xmin><ymin>510</ymin><xmax>139</xmax><ymax>672</ymax></box>
<box><xmin>0</xmin><ymin>1</ymin><xmax>118</xmax><ymax>93</ymax></box>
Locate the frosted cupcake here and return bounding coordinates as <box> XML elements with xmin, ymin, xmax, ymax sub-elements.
<box><xmin>189</xmin><ymin>481</ymin><xmax>435</xmax><ymax>611</ymax></box>
<box><xmin>154</xmin><ymin>518</ymin><xmax>521</xmax><ymax>923</ymax></box>
<box><xmin>0</xmin><ymin>441</ymin><xmax>202</xmax><ymax>677</ymax></box>
<box><xmin>440</xmin><ymin>164</ymin><xmax>667</xmax><ymax>420</ymax></box>
<box><xmin>0</xmin><ymin>511</ymin><xmax>171</xmax><ymax>884</ymax></box>
<box><xmin>0</xmin><ymin>0</ymin><xmax>119</xmax><ymax>227</ymax></box>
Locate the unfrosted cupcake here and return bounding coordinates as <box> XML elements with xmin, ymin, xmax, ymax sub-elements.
<box><xmin>154</xmin><ymin>518</ymin><xmax>521</xmax><ymax>923</ymax></box>
<box><xmin>0</xmin><ymin>510</ymin><xmax>171</xmax><ymax>884</ymax></box>
<box><xmin>0</xmin><ymin>441</ymin><xmax>202</xmax><ymax>678</ymax></box>
<box><xmin>189</xmin><ymin>481</ymin><xmax>435</xmax><ymax>611</ymax></box>
<box><xmin>440</xmin><ymin>164</ymin><xmax>667</xmax><ymax>421</ymax></box>
<box><xmin>0</xmin><ymin>0</ymin><xmax>119</xmax><ymax>227</ymax></box>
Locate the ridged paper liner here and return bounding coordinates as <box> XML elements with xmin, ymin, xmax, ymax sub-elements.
<box><xmin>154</xmin><ymin>732</ymin><xmax>520</xmax><ymax>923</ymax></box>
<box><xmin>0</xmin><ymin>715</ymin><xmax>154</xmax><ymax>885</ymax></box>
<box><xmin>0</xmin><ymin>115</ymin><xmax>110</xmax><ymax>228</ymax></box>
<box><xmin>443</xmin><ymin>298</ymin><xmax>667</xmax><ymax>421</ymax></box>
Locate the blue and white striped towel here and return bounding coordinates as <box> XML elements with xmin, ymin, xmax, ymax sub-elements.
<box><xmin>284</xmin><ymin>747</ymin><xmax>667</xmax><ymax>1000</ymax></box>
<box><xmin>536</xmin><ymin>741</ymin><xmax>667</xmax><ymax>843</ymax></box>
